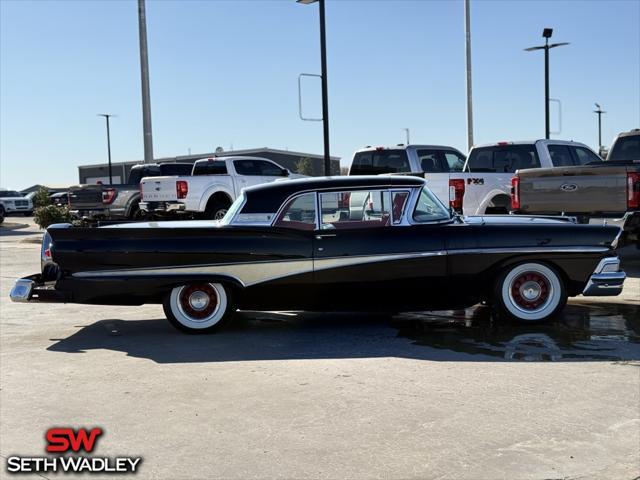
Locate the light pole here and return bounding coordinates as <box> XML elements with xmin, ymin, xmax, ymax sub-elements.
<box><xmin>525</xmin><ymin>28</ymin><xmax>569</xmax><ymax>140</ymax></box>
<box><xmin>594</xmin><ymin>103</ymin><xmax>606</xmax><ymax>153</ymax></box>
<box><xmin>464</xmin><ymin>0</ymin><xmax>474</xmax><ymax>150</ymax></box>
<box><xmin>403</xmin><ymin>128</ymin><xmax>411</xmax><ymax>145</ymax></box>
<box><xmin>297</xmin><ymin>0</ymin><xmax>331</xmax><ymax>176</ymax></box>
<box><xmin>137</xmin><ymin>0</ymin><xmax>154</xmax><ymax>164</ymax></box>
<box><xmin>97</xmin><ymin>114</ymin><xmax>115</xmax><ymax>184</ymax></box>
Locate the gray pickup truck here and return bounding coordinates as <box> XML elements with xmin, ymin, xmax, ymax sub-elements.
<box><xmin>512</xmin><ymin>129</ymin><xmax>640</xmax><ymax>247</ymax></box>
<box><xmin>68</xmin><ymin>162</ymin><xmax>193</xmax><ymax>223</ymax></box>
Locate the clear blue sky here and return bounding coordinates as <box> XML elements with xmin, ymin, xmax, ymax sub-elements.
<box><xmin>1</xmin><ymin>0</ymin><xmax>639</xmax><ymax>190</ymax></box>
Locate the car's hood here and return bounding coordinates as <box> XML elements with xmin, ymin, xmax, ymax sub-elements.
<box><xmin>101</xmin><ymin>220</ymin><xmax>222</xmax><ymax>229</ymax></box>
<box><xmin>464</xmin><ymin>215</ymin><xmax>576</xmax><ymax>226</ymax></box>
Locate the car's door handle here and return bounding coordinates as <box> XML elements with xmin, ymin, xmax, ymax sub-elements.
<box><xmin>315</xmin><ymin>234</ymin><xmax>337</xmax><ymax>240</ymax></box>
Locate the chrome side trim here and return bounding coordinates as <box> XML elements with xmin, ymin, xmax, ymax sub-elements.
<box><xmin>448</xmin><ymin>246</ymin><xmax>609</xmax><ymax>255</ymax></box>
<box><xmin>72</xmin><ymin>247</ymin><xmax>605</xmax><ymax>287</ymax></box>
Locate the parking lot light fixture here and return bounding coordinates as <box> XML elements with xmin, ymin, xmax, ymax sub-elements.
<box><xmin>296</xmin><ymin>0</ymin><xmax>331</xmax><ymax>176</ymax></box>
<box><xmin>525</xmin><ymin>28</ymin><xmax>569</xmax><ymax>140</ymax></box>
<box><xmin>594</xmin><ymin>103</ymin><xmax>606</xmax><ymax>153</ymax></box>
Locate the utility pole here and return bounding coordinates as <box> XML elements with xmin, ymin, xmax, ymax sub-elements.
<box><xmin>464</xmin><ymin>0</ymin><xmax>474</xmax><ymax>150</ymax></box>
<box><xmin>594</xmin><ymin>103</ymin><xmax>606</xmax><ymax>152</ymax></box>
<box><xmin>137</xmin><ymin>0</ymin><xmax>154</xmax><ymax>164</ymax></box>
<box><xmin>97</xmin><ymin>114</ymin><xmax>115</xmax><ymax>184</ymax></box>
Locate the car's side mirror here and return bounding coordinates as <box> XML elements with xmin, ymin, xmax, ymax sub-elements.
<box><xmin>281</xmin><ymin>168</ymin><xmax>290</xmax><ymax>177</ymax></box>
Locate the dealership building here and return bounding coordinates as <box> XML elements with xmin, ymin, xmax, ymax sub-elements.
<box><xmin>77</xmin><ymin>147</ymin><xmax>341</xmax><ymax>184</ymax></box>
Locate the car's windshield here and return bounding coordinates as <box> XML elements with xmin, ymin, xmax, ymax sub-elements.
<box><xmin>608</xmin><ymin>135</ymin><xmax>640</xmax><ymax>162</ymax></box>
<box><xmin>413</xmin><ymin>187</ymin><xmax>450</xmax><ymax>222</ymax></box>
<box><xmin>219</xmin><ymin>193</ymin><xmax>245</xmax><ymax>225</ymax></box>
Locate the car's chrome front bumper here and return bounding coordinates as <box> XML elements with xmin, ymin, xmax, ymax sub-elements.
<box><xmin>582</xmin><ymin>257</ymin><xmax>626</xmax><ymax>296</ymax></box>
<box><xmin>9</xmin><ymin>275</ymin><xmax>67</xmax><ymax>303</ymax></box>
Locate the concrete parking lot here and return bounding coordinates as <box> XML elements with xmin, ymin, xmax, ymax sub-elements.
<box><xmin>1</xmin><ymin>218</ymin><xmax>639</xmax><ymax>480</ymax></box>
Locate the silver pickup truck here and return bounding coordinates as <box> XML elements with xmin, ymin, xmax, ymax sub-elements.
<box><xmin>68</xmin><ymin>163</ymin><xmax>193</xmax><ymax>222</ymax></box>
<box><xmin>512</xmin><ymin>129</ymin><xmax>640</xmax><ymax>247</ymax></box>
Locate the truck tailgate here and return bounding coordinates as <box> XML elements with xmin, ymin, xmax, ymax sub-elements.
<box><xmin>141</xmin><ymin>176</ymin><xmax>179</xmax><ymax>202</ymax></box>
<box><xmin>68</xmin><ymin>185</ymin><xmax>104</xmax><ymax>209</ymax></box>
<box><xmin>517</xmin><ymin>165</ymin><xmax>628</xmax><ymax>214</ymax></box>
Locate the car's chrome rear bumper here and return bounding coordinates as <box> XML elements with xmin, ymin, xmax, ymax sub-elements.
<box><xmin>582</xmin><ymin>257</ymin><xmax>626</xmax><ymax>297</ymax></box>
<box><xmin>139</xmin><ymin>201</ymin><xmax>185</xmax><ymax>213</ymax></box>
<box><xmin>9</xmin><ymin>275</ymin><xmax>67</xmax><ymax>303</ymax></box>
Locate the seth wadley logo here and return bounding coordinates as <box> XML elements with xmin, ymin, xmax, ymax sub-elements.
<box><xmin>6</xmin><ymin>427</ymin><xmax>142</xmax><ymax>474</ymax></box>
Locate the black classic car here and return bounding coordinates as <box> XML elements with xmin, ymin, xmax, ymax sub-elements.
<box><xmin>10</xmin><ymin>176</ymin><xmax>626</xmax><ymax>333</ymax></box>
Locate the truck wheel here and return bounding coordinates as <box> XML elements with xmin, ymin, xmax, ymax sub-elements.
<box><xmin>163</xmin><ymin>282</ymin><xmax>234</xmax><ymax>334</ymax></box>
<box><xmin>128</xmin><ymin>204</ymin><xmax>146</xmax><ymax>221</ymax></box>
<box><xmin>493</xmin><ymin>262</ymin><xmax>566</xmax><ymax>322</ymax></box>
<box><xmin>205</xmin><ymin>200</ymin><xmax>231</xmax><ymax>220</ymax></box>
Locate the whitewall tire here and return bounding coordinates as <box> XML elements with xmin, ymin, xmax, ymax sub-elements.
<box><xmin>494</xmin><ymin>263</ymin><xmax>566</xmax><ymax>322</ymax></box>
<box><xmin>163</xmin><ymin>282</ymin><xmax>233</xmax><ymax>333</ymax></box>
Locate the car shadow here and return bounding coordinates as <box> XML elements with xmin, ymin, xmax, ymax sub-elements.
<box><xmin>47</xmin><ymin>302</ymin><xmax>640</xmax><ymax>364</ymax></box>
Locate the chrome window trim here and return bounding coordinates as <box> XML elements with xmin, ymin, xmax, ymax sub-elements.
<box><xmin>389</xmin><ymin>189</ymin><xmax>412</xmax><ymax>225</ymax></box>
<box><xmin>406</xmin><ymin>186</ymin><xmax>454</xmax><ymax>226</ymax></box>
<box><xmin>318</xmin><ymin>188</ymin><xmax>392</xmax><ymax>231</ymax></box>
<box><xmin>226</xmin><ymin>194</ymin><xmax>248</xmax><ymax>226</ymax></box>
<box><xmin>268</xmin><ymin>191</ymin><xmax>319</xmax><ymax>230</ymax></box>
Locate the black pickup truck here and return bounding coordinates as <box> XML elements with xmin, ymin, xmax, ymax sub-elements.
<box><xmin>68</xmin><ymin>163</ymin><xmax>193</xmax><ymax>223</ymax></box>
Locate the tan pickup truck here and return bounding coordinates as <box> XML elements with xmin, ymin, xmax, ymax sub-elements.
<box><xmin>511</xmin><ymin>129</ymin><xmax>640</xmax><ymax>247</ymax></box>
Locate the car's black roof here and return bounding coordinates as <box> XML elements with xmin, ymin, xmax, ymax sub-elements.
<box><xmin>242</xmin><ymin>175</ymin><xmax>425</xmax><ymax>214</ymax></box>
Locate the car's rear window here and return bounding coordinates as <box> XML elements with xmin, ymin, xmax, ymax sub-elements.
<box><xmin>465</xmin><ymin>145</ymin><xmax>541</xmax><ymax>173</ymax></box>
<box><xmin>192</xmin><ymin>161</ymin><xmax>228</xmax><ymax>176</ymax></box>
<box><xmin>160</xmin><ymin>164</ymin><xmax>193</xmax><ymax>176</ymax></box>
<box><xmin>608</xmin><ymin>135</ymin><xmax>640</xmax><ymax>162</ymax></box>
<box><xmin>350</xmin><ymin>150</ymin><xmax>410</xmax><ymax>175</ymax></box>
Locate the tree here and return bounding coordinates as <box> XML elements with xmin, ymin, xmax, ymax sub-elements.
<box><xmin>33</xmin><ymin>186</ymin><xmax>51</xmax><ymax>208</ymax></box>
<box><xmin>295</xmin><ymin>157</ymin><xmax>315</xmax><ymax>176</ymax></box>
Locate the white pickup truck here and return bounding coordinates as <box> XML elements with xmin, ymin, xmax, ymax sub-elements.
<box><xmin>347</xmin><ymin>141</ymin><xmax>602</xmax><ymax>215</ymax></box>
<box><xmin>140</xmin><ymin>156</ymin><xmax>304</xmax><ymax>220</ymax></box>
<box><xmin>457</xmin><ymin>140</ymin><xmax>603</xmax><ymax>215</ymax></box>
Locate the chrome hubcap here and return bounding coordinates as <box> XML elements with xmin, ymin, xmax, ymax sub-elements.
<box><xmin>189</xmin><ymin>291</ymin><xmax>210</xmax><ymax>311</ymax></box>
<box><xmin>520</xmin><ymin>281</ymin><xmax>542</xmax><ymax>301</ymax></box>
<box><xmin>510</xmin><ymin>272</ymin><xmax>550</xmax><ymax>311</ymax></box>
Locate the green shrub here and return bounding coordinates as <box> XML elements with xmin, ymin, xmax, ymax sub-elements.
<box><xmin>34</xmin><ymin>205</ymin><xmax>72</xmax><ymax>229</ymax></box>
<box><xmin>33</xmin><ymin>186</ymin><xmax>51</xmax><ymax>209</ymax></box>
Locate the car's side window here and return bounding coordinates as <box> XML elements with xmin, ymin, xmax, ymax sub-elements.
<box><xmin>572</xmin><ymin>146</ymin><xmax>603</xmax><ymax>165</ymax></box>
<box><xmin>444</xmin><ymin>152</ymin><xmax>466</xmax><ymax>172</ymax></box>
<box><xmin>548</xmin><ymin>145</ymin><xmax>574</xmax><ymax>167</ymax></box>
<box><xmin>320</xmin><ymin>190</ymin><xmax>391</xmax><ymax>230</ymax></box>
<box><xmin>256</xmin><ymin>161</ymin><xmax>286</xmax><ymax>176</ymax></box>
<box><xmin>233</xmin><ymin>160</ymin><xmax>261</xmax><ymax>176</ymax></box>
<box><xmin>273</xmin><ymin>193</ymin><xmax>316</xmax><ymax>231</ymax></box>
<box><xmin>391</xmin><ymin>191</ymin><xmax>410</xmax><ymax>224</ymax></box>
<box><xmin>417</xmin><ymin>150</ymin><xmax>442</xmax><ymax>173</ymax></box>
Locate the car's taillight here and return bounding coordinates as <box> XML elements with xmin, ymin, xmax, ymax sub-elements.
<box><xmin>628</xmin><ymin>172</ymin><xmax>640</xmax><ymax>209</ymax></box>
<box><xmin>511</xmin><ymin>176</ymin><xmax>521</xmax><ymax>210</ymax></box>
<box><xmin>176</xmin><ymin>180</ymin><xmax>188</xmax><ymax>199</ymax></box>
<box><xmin>102</xmin><ymin>188</ymin><xmax>116</xmax><ymax>204</ymax></box>
<box><xmin>449</xmin><ymin>179</ymin><xmax>465</xmax><ymax>211</ymax></box>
